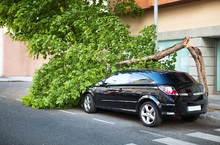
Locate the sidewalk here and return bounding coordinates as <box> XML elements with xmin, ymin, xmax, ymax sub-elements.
<box><xmin>209</xmin><ymin>95</ymin><xmax>220</xmax><ymax>110</ymax></box>
<box><xmin>0</xmin><ymin>76</ymin><xmax>220</xmax><ymax>122</ymax></box>
<box><xmin>205</xmin><ymin>95</ymin><xmax>220</xmax><ymax>122</ymax></box>
<box><xmin>0</xmin><ymin>76</ymin><xmax>32</xmax><ymax>82</ymax></box>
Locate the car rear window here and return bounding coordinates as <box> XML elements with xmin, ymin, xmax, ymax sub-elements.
<box><xmin>160</xmin><ymin>72</ymin><xmax>197</xmax><ymax>84</ymax></box>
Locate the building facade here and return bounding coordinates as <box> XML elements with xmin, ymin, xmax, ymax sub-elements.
<box><xmin>0</xmin><ymin>28</ymin><xmax>47</xmax><ymax>77</ymax></box>
<box><xmin>120</xmin><ymin>0</ymin><xmax>220</xmax><ymax>95</ymax></box>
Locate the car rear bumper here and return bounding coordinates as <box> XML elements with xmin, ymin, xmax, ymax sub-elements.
<box><xmin>159</xmin><ymin>102</ymin><xmax>208</xmax><ymax>117</ymax></box>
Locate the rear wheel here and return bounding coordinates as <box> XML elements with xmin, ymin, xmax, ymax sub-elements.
<box><xmin>83</xmin><ymin>93</ymin><xmax>97</xmax><ymax>113</ymax></box>
<box><xmin>181</xmin><ymin>115</ymin><xmax>200</xmax><ymax>122</ymax></box>
<box><xmin>139</xmin><ymin>101</ymin><xmax>162</xmax><ymax>127</ymax></box>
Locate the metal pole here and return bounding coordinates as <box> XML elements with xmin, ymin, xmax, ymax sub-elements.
<box><xmin>154</xmin><ymin>0</ymin><xmax>158</xmax><ymax>51</ymax></box>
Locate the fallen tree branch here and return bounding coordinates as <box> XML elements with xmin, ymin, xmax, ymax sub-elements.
<box><xmin>116</xmin><ymin>37</ymin><xmax>189</xmax><ymax>68</ymax></box>
<box><xmin>116</xmin><ymin>37</ymin><xmax>209</xmax><ymax>96</ymax></box>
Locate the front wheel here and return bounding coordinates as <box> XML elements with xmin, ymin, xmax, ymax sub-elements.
<box><xmin>139</xmin><ymin>101</ymin><xmax>162</xmax><ymax>127</ymax></box>
<box><xmin>83</xmin><ymin>94</ymin><xmax>97</xmax><ymax>113</ymax></box>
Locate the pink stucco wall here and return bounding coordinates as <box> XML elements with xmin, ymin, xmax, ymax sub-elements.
<box><xmin>2</xmin><ymin>34</ymin><xmax>48</xmax><ymax>77</ymax></box>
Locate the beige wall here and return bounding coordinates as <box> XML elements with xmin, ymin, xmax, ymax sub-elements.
<box><xmin>1</xmin><ymin>33</ymin><xmax>48</xmax><ymax>77</ymax></box>
<box><xmin>0</xmin><ymin>30</ymin><xmax>3</xmax><ymax>76</ymax></box>
<box><xmin>121</xmin><ymin>0</ymin><xmax>220</xmax><ymax>35</ymax></box>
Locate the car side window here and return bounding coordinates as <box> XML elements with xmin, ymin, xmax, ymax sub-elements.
<box><xmin>105</xmin><ymin>73</ymin><xmax>131</xmax><ymax>85</ymax></box>
<box><xmin>129</xmin><ymin>72</ymin><xmax>155</xmax><ymax>84</ymax></box>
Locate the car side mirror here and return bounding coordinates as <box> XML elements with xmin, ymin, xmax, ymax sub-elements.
<box><xmin>101</xmin><ymin>82</ymin><xmax>111</xmax><ymax>87</ymax></box>
<box><xmin>96</xmin><ymin>80</ymin><xmax>110</xmax><ymax>87</ymax></box>
<box><xmin>96</xmin><ymin>81</ymin><xmax>106</xmax><ymax>86</ymax></box>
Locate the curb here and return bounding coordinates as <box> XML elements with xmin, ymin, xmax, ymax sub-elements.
<box><xmin>201</xmin><ymin>111</ymin><xmax>220</xmax><ymax>122</ymax></box>
<box><xmin>0</xmin><ymin>77</ymin><xmax>33</xmax><ymax>82</ymax></box>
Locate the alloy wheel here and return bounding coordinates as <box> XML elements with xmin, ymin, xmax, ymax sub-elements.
<box><xmin>139</xmin><ymin>101</ymin><xmax>162</xmax><ymax>127</ymax></box>
<box><xmin>83</xmin><ymin>94</ymin><xmax>96</xmax><ymax>113</ymax></box>
<box><xmin>84</xmin><ymin>95</ymin><xmax>91</xmax><ymax>112</ymax></box>
<box><xmin>141</xmin><ymin>104</ymin><xmax>155</xmax><ymax>124</ymax></box>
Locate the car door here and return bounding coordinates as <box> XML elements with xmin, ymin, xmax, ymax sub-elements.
<box><xmin>123</xmin><ymin>72</ymin><xmax>157</xmax><ymax>111</ymax></box>
<box><xmin>95</xmin><ymin>72</ymin><xmax>131</xmax><ymax>109</ymax></box>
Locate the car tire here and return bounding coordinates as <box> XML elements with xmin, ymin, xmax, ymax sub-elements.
<box><xmin>139</xmin><ymin>101</ymin><xmax>162</xmax><ymax>127</ymax></box>
<box><xmin>181</xmin><ymin>115</ymin><xmax>200</xmax><ymax>122</ymax></box>
<box><xmin>83</xmin><ymin>93</ymin><xmax>97</xmax><ymax>113</ymax></box>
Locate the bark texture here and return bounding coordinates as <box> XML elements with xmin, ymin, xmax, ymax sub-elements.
<box><xmin>187</xmin><ymin>46</ymin><xmax>209</xmax><ymax>96</ymax></box>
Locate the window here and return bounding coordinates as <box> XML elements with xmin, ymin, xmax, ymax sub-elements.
<box><xmin>129</xmin><ymin>72</ymin><xmax>155</xmax><ymax>84</ymax></box>
<box><xmin>158</xmin><ymin>40</ymin><xmax>189</xmax><ymax>72</ymax></box>
<box><xmin>105</xmin><ymin>73</ymin><xmax>131</xmax><ymax>85</ymax></box>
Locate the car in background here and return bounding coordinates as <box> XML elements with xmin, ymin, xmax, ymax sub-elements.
<box><xmin>82</xmin><ymin>70</ymin><xmax>208</xmax><ymax>127</ymax></box>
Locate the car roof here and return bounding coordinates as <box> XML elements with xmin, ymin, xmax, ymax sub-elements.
<box><xmin>113</xmin><ymin>69</ymin><xmax>196</xmax><ymax>85</ymax></box>
<box><xmin>116</xmin><ymin>69</ymin><xmax>179</xmax><ymax>74</ymax></box>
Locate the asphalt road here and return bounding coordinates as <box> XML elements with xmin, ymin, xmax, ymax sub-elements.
<box><xmin>1</xmin><ymin>82</ymin><xmax>220</xmax><ymax>145</ymax></box>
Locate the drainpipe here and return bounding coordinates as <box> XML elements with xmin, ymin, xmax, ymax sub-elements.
<box><xmin>154</xmin><ymin>0</ymin><xmax>158</xmax><ymax>51</ymax></box>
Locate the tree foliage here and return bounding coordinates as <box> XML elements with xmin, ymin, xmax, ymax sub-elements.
<box><xmin>0</xmin><ymin>0</ymin><xmax>176</xmax><ymax>109</ymax></box>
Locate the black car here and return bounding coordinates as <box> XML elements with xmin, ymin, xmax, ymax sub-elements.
<box><xmin>82</xmin><ymin>70</ymin><xmax>208</xmax><ymax>127</ymax></box>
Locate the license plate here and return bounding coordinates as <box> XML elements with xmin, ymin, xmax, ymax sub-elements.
<box><xmin>187</xmin><ymin>105</ymin><xmax>201</xmax><ymax>112</ymax></box>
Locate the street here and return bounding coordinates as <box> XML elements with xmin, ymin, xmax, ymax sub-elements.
<box><xmin>0</xmin><ymin>82</ymin><xmax>220</xmax><ymax>145</ymax></box>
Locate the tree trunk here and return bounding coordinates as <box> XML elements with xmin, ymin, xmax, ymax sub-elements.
<box><xmin>187</xmin><ymin>46</ymin><xmax>209</xmax><ymax>96</ymax></box>
<box><xmin>116</xmin><ymin>37</ymin><xmax>209</xmax><ymax>96</ymax></box>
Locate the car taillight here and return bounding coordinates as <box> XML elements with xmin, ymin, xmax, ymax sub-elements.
<box><xmin>158</xmin><ymin>85</ymin><xmax>178</xmax><ymax>96</ymax></box>
<box><xmin>199</xmin><ymin>85</ymin><xmax>205</xmax><ymax>94</ymax></box>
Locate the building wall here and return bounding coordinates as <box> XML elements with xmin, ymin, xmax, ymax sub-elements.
<box><xmin>0</xmin><ymin>29</ymin><xmax>3</xmax><ymax>76</ymax></box>
<box><xmin>121</xmin><ymin>0</ymin><xmax>220</xmax><ymax>35</ymax></box>
<box><xmin>120</xmin><ymin>0</ymin><xmax>220</xmax><ymax>95</ymax></box>
<box><xmin>135</xmin><ymin>0</ymin><xmax>193</xmax><ymax>9</ymax></box>
<box><xmin>0</xmin><ymin>30</ymin><xmax>48</xmax><ymax>77</ymax></box>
